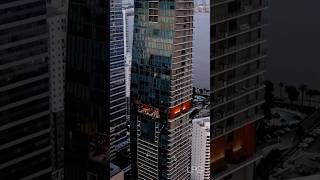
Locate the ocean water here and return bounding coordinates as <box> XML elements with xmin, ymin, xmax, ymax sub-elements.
<box><xmin>192</xmin><ymin>13</ymin><xmax>210</xmax><ymax>89</ymax></box>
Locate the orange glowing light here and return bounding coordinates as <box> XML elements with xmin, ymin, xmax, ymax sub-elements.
<box><xmin>233</xmin><ymin>145</ymin><xmax>242</xmax><ymax>152</ymax></box>
<box><xmin>168</xmin><ymin>100</ymin><xmax>192</xmax><ymax>119</ymax></box>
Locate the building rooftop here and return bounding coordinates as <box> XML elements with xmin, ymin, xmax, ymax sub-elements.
<box><xmin>193</xmin><ymin>117</ymin><xmax>210</xmax><ymax>132</ymax></box>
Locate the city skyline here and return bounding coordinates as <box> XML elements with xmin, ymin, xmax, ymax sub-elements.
<box><xmin>1</xmin><ymin>1</ymin><xmax>320</xmax><ymax>180</ymax></box>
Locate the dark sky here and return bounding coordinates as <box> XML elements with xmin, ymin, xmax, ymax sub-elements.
<box><xmin>267</xmin><ymin>0</ymin><xmax>320</xmax><ymax>89</ymax></box>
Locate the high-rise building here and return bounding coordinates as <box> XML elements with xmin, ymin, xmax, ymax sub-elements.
<box><xmin>211</xmin><ymin>0</ymin><xmax>268</xmax><ymax>180</ymax></box>
<box><xmin>123</xmin><ymin>8</ymin><xmax>132</xmax><ymax>131</ymax></box>
<box><xmin>0</xmin><ymin>0</ymin><xmax>52</xmax><ymax>179</ymax></box>
<box><xmin>46</xmin><ymin>0</ymin><xmax>68</xmax><ymax>179</ymax></box>
<box><xmin>131</xmin><ymin>0</ymin><xmax>194</xmax><ymax>179</ymax></box>
<box><xmin>191</xmin><ymin>117</ymin><xmax>210</xmax><ymax>180</ymax></box>
<box><xmin>109</xmin><ymin>0</ymin><xmax>128</xmax><ymax>163</ymax></box>
<box><xmin>65</xmin><ymin>0</ymin><xmax>110</xmax><ymax>179</ymax></box>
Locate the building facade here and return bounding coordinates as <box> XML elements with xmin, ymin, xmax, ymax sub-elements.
<box><xmin>0</xmin><ymin>0</ymin><xmax>52</xmax><ymax>179</ymax></box>
<box><xmin>65</xmin><ymin>0</ymin><xmax>110</xmax><ymax>179</ymax></box>
<box><xmin>131</xmin><ymin>0</ymin><xmax>194</xmax><ymax>179</ymax></box>
<box><xmin>46</xmin><ymin>0</ymin><xmax>68</xmax><ymax>179</ymax></box>
<box><xmin>211</xmin><ymin>0</ymin><xmax>268</xmax><ymax>179</ymax></box>
<box><xmin>109</xmin><ymin>0</ymin><xmax>128</xmax><ymax>164</ymax></box>
<box><xmin>123</xmin><ymin>8</ymin><xmax>132</xmax><ymax>134</ymax></box>
<box><xmin>191</xmin><ymin>117</ymin><xmax>210</xmax><ymax>180</ymax></box>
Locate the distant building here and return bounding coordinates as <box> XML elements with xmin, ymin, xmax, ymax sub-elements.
<box><xmin>191</xmin><ymin>117</ymin><xmax>210</xmax><ymax>180</ymax></box>
<box><xmin>109</xmin><ymin>0</ymin><xmax>128</xmax><ymax>164</ymax></box>
<box><xmin>123</xmin><ymin>8</ymin><xmax>132</xmax><ymax>124</ymax></box>
<box><xmin>46</xmin><ymin>1</ymin><xmax>68</xmax><ymax>179</ymax></box>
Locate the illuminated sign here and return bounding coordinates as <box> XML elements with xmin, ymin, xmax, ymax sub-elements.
<box><xmin>137</xmin><ymin>103</ymin><xmax>160</xmax><ymax>119</ymax></box>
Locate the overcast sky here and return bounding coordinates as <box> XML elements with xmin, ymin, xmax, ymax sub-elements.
<box><xmin>267</xmin><ymin>0</ymin><xmax>320</xmax><ymax>89</ymax></box>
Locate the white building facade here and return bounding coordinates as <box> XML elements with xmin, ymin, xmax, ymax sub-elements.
<box><xmin>191</xmin><ymin>117</ymin><xmax>210</xmax><ymax>180</ymax></box>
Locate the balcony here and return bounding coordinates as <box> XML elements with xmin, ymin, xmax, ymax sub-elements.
<box><xmin>213</xmin><ymin>38</ymin><xmax>267</xmax><ymax>59</ymax></box>
<box><xmin>212</xmin><ymin>97</ymin><xmax>265</xmax><ymax>122</ymax></box>
<box><xmin>176</xmin><ymin>5</ymin><xmax>194</xmax><ymax>11</ymax></box>
<box><xmin>212</xmin><ymin>114</ymin><xmax>264</xmax><ymax>139</ymax></box>
<box><xmin>212</xmin><ymin>0</ymin><xmax>235</xmax><ymax>7</ymax></box>
<box><xmin>212</xmin><ymin>84</ymin><xmax>265</xmax><ymax>108</ymax></box>
<box><xmin>212</xmin><ymin>1</ymin><xmax>268</xmax><ymax>25</ymax></box>
<box><xmin>176</xmin><ymin>0</ymin><xmax>193</xmax><ymax>3</ymax></box>
<box><xmin>211</xmin><ymin>152</ymin><xmax>263</xmax><ymax>180</ymax></box>
<box><xmin>213</xmin><ymin>20</ymin><xmax>268</xmax><ymax>43</ymax></box>
<box><xmin>212</xmin><ymin>67</ymin><xmax>266</xmax><ymax>93</ymax></box>
<box><xmin>212</xmin><ymin>52</ymin><xmax>267</xmax><ymax>77</ymax></box>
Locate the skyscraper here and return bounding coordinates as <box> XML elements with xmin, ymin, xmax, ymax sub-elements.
<box><xmin>109</xmin><ymin>0</ymin><xmax>128</xmax><ymax>160</ymax></box>
<box><xmin>123</xmin><ymin>7</ymin><xmax>133</xmax><ymax>138</ymax></box>
<box><xmin>0</xmin><ymin>0</ymin><xmax>52</xmax><ymax>179</ymax></box>
<box><xmin>46</xmin><ymin>0</ymin><xmax>68</xmax><ymax>179</ymax></box>
<box><xmin>131</xmin><ymin>0</ymin><xmax>194</xmax><ymax>179</ymax></box>
<box><xmin>211</xmin><ymin>0</ymin><xmax>268</xmax><ymax>180</ymax></box>
<box><xmin>65</xmin><ymin>0</ymin><xmax>110</xmax><ymax>179</ymax></box>
<box><xmin>191</xmin><ymin>117</ymin><xmax>210</xmax><ymax>180</ymax></box>
<box><xmin>109</xmin><ymin>0</ymin><xmax>130</xmax><ymax>175</ymax></box>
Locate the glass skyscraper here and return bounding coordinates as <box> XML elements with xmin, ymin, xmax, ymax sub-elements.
<box><xmin>0</xmin><ymin>0</ymin><xmax>52</xmax><ymax>179</ymax></box>
<box><xmin>131</xmin><ymin>0</ymin><xmax>194</xmax><ymax>179</ymax></box>
<box><xmin>211</xmin><ymin>0</ymin><xmax>268</xmax><ymax>179</ymax></box>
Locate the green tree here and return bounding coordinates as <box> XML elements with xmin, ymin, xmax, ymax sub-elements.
<box><xmin>285</xmin><ymin>86</ymin><xmax>300</xmax><ymax>105</ymax></box>
<box><xmin>263</xmin><ymin>80</ymin><xmax>274</xmax><ymax>120</ymax></box>
<box><xmin>278</xmin><ymin>82</ymin><xmax>284</xmax><ymax>99</ymax></box>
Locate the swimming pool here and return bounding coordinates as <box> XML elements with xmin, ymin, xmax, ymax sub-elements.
<box><xmin>271</xmin><ymin>108</ymin><xmax>304</xmax><ymax>126</ymax></box>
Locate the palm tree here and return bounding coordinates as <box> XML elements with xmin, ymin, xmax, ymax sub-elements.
<box><xmin>299</xmin><ymin>84</ymin><xmax>307</xmax><ymax>106</ymax></box>
<box><xmin>306</xmin><ymin>89</ymin><xmax>313</xmax><ymax>106</ymax></box>
<box><xmin>278</xmin><ymin>82</ymin><xmax>284</xmax><ymax>99</ymax></box>
<box><xmin>285</xmin><ymin>86</ymin><xmax>299</xmax><ymax>105</ymax></box>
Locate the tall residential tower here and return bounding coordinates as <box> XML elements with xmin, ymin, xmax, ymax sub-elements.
<box><xmin>191</xmin><ymin>117</ymin><xmax>210</xmax><ymax>180</ymax></box>
<box><xmin>211</xmin><ymin>0</ymin><xmax>268</xmax><ymax>179</ymax></box>
<box><xmin>0</xmin><ymin>0</ymin><xmax>52</xmax><ymax>179</ymax></box>
<box><xmin>131</xmin><ymin>0</ymin><xmax>194</xmax><ymax>179</ymax></box>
